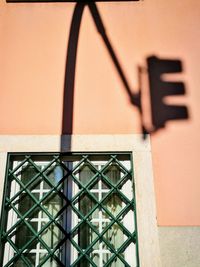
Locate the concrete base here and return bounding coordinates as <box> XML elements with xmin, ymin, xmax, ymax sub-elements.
<box><xmin>159</xmin><ymin>227</ymin><xmax>200</xmax><ymax>267</ymax></box>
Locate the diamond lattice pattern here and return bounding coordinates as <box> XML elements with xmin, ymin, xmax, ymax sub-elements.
<box><xmin>0</xmin><ymin>154</ymin><xmax>137</xmax><ymax>267</ymax></box>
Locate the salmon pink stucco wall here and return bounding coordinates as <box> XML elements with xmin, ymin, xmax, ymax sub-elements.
<box><xmin>0</xmin><ymin>0</ymin><xmax>200</xmax><ymax>226</ymax></box>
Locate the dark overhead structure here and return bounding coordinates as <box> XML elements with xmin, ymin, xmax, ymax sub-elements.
<box><xmin>7</xmin><ymin>0</ymin><xmax>139</xmax><ymax>2</ymax></box>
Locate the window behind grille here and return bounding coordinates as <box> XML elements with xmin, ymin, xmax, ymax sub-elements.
<box><xmin>0</xmin><ymin>153</ymin><xmax>139</xmax><ymax>267</ymax></box>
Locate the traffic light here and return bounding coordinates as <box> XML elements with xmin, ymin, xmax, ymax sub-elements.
<box><xmin>147</xmin><ymin>56</ymin><xmax>188</xmax><ymax>129</ymax></box>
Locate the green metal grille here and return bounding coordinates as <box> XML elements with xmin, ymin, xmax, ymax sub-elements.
<box><xmin>0</xmin><ymin>153</ymin><xmax>139</xmax><ymax>267</ymax></box>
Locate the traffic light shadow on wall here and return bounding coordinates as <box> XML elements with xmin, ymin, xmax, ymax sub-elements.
<box><xmin>52</xmin><ymin>2</ymin><xmax>189</xmax><ymax>141</ymax></box>
<box><xmin>138</xmin><ymin>56</ymin><xmax>189</xmax><ymax>137</ymax></box>
<box><xmin>5</xmin><ymin>0</ymin><xmax>189</xmax><ymax>139</ymax></box>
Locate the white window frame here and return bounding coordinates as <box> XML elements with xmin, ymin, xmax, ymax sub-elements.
<box><xmin>0</xmin><ymin>134</ymin><xmax>161</xmax><ymax>267</ymax></box>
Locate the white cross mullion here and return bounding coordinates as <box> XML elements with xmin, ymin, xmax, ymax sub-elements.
<box><xmin>35</xmin><ymin>168</ymin><xmax>46</xmax><ymax>267</ymax></box>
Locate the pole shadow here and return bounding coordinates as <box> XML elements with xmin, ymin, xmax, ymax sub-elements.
<box><xmin>61</xmin><ymin>3</ymin><xmax>86</xmax><ymax>151</ymax></box>
<box><xmin>61</xmin><ymin>2</ymin><xmax>189</xmax><ymax>150</ymax></box>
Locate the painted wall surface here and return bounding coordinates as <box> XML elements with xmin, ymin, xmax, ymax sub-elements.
<box><xmin>0</xmin><ymin>0</ymin><xmax>200</xmax><ymax>225</ymax></box>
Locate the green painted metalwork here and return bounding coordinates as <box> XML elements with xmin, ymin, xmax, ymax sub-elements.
<box><xmin>0</xmin><ymin>153</ymin><xmax>139</xmax><ymax>267</ymax></box>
